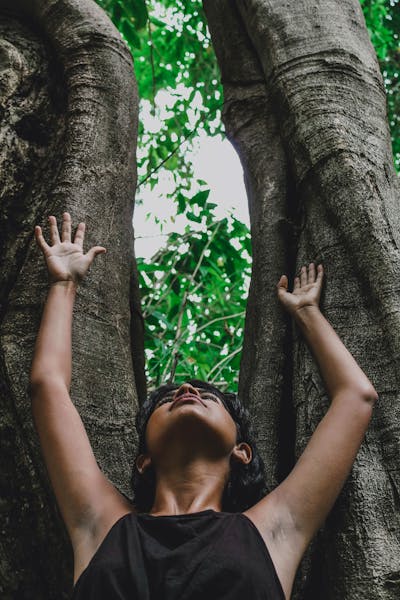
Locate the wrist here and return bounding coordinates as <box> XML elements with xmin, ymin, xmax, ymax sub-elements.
<box><xmin>49</xmin><ymin>279</ymin><xmax>78</xmax><ymax>291</ymax></box>
<box><xmin>292</xmin><ymin>304</ymin><xmax>321</xmax><ymax>322</ymax></box>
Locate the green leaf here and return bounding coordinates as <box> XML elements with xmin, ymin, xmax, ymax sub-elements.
<box><xmin>120</xmin><ymin>19</ymin><xmax>142</xmax><ymax>48</ymax></box>
<box><xmin>186</xmin><ymin>211</ymin><xmax>202</xmax><ymax>223</ymax></box>
<box><xmin>149</xmin><ymin>15</ymin><xmax>166</xmax><ymax>28</ymax></box>
<box><xmin>139</xmin><ymin>263</ymin><xmax>168</xmax><ymax>273</ymax></box>
<box><xmin>177</xmin><ymin>193</ymin><xmax>187</xmax><ymax>215</ymax></box>
<box><xmin>119</xmin><ymin>0</ymin><xmax>148</xmax><ymax>30</ymax></box>
<box><xmin>190</xmin><ymin>189</ymin><xmax>210</xmax><ymax>208</ymax></box>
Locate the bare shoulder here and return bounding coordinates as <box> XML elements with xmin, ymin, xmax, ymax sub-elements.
<box><xmin>243</xmin><ymin>491</ymin><xmax>306</xmax><ymax>600</ymax></box>
<box><xmin>72</xmin><ymin>486</ymin><xmax>135</xmax><ymax>586</ymax></box>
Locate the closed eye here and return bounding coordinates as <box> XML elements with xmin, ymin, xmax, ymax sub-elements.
<box><xmin>155</xmin><ymin>394</ymin><xmax>175</xmax><ymax>408</ymax></box>
<box><xmin>154</xmin><ymin>389</ymin><xmax>221</xmax><ymax>408</ymax></box>
<box><xmin>199</xmin><ymin>393</ymin><xmax>219</xmax><ymax>402</ymax></box>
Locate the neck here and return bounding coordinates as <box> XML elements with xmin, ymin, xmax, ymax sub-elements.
<box><xmin>149</xmin><ymin>457</ymin><xmax>230</xmax><ymax>516</ymax></box>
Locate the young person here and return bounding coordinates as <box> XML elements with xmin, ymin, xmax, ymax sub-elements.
<box><xmin>30</xmin><ymin>212</ymin><xmax>378</xmax><ymax>599</ymax></box>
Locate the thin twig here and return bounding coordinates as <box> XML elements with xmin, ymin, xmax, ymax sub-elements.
<box><xmin>142</xmin><ymin>233</ymin><xmax>194</xmax><ymax>315</ymax></box>
<box><xmin>136</xmin><ymin>98</ymin><xmax>230</xmax><ymax>189</ymax></box>
<box><xmin>161</xmin><ymin>221</ymin><xmax>222</xmax><ymax>382</ymax></box>
<box><xmin>170</xmin><ymin>311</ymin><xmax>245</xmax><ymax>356</ymax></box>
<box><xmin>146</xmin><ymin>2</ymin><xmax>156</xmax><ymax>114</ymax></box>
<box><xmin>208</xmin><ymin>347</ymin><xmax>242</xmax><ymax>381</ymax></box>
<box><xmin>195</xmin><ymin>311</ymin><xmax>245</xmax><ymax>334</ymax></box>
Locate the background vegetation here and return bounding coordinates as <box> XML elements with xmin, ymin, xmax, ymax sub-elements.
<box><xmin>96</xmin><ymin>0</ymin><xmax>400</xmax><ymax>390</ymax></box>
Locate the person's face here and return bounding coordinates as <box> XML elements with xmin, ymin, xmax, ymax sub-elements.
<box><xmin>138</xmin><ymin>383</ymin><xmax>251</xmax><ymax>471</ymax></box>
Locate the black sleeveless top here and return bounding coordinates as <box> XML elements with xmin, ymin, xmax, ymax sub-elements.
<box><xmin>72</xmin><ymin>510</ymin><xmax>285</xmax><ymax>600</ymax></box>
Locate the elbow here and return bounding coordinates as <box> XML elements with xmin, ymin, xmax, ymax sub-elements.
<box><xmin>361</xmin><ymin>385</ymin><xmax>379</xmax><ymax>407</ymax></box>
<box><xmin>366</xmin><ymin>390</ymin><xmax>379</xmax><ymax>407</ymax></box>
<box><xmin>348</xmin><ymin>381</ymin><xmax>379</xmax><ymax>407</ymax></box>
<box><xmin>355</xmin><ymin>388</ymin><xmax>379</xmax><ymax>420</ymax></box>
<box><xmin>29</xmin><ymin>369</ymin><xmax>48</xmax><ymax>391</ymax></box>
<box><xmin>29</xmin><ymin>378</ymin><xmax>47</xmax><ymax>404</ymax></box>
<box><xmin>29</xmin><ymin>376</ymin><xmax>47</xmax><ymax>396</ymax></box>
<box><xmin>332</xmin><ymin>386</ymin><xmax>379</xmax><ymax>415</ymax></box>
<box><xmin>29</xmin><ymin>375</ymin><xmax>68</xmax><ymax>397</ymax></box>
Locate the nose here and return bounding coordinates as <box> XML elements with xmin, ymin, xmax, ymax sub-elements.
<box><xmin>173</xmin><ymin>383</ymin><xmax>200</xmax><ymax>399</ymax></box>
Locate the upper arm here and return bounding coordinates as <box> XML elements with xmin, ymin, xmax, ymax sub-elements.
<box><xmin>248</xmin><ymin>389</ymin><xmax>377</xmax><ymax>572</ymax></box>
<box><xmin>272</xmin><ymin>389</ymin><xmax>376</xmax><ymax>544</ymax></box>
<box><xmin>261</xmin><ymin>390</ymin><xmax>376</xmax><ymax>552</ymax></box>
<box><xmin>30</xmin><ymin>378</ymin><xmax>133</xmax><ymax>542</ymax></box>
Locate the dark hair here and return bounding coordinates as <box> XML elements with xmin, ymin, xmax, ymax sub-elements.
<box><xmin>130</xmin><ymin>379</ymin><xmax>267</xmax><ymax>513</ymax></box>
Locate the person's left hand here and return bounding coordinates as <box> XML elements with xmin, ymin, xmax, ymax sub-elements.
<box><xmin>276</xmin><ymin>262</ymin><xmax>324</xmax><ymax>316</ymax></box>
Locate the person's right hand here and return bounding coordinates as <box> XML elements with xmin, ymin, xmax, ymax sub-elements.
<box><xmin>35</xmin><ymin>212</ymin><xmax>106</xmax><ymax>285</ymax></box>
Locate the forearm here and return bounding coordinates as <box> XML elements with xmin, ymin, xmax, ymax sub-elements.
<box><xmin>294</xmin><ymin>306</ymin><xmax>378</xmax><ymax>400</ymax></box>
<box><xmin>30</xmin><ymin>281</ymin><xmax>77</xmax><ymax>388</ymax></box>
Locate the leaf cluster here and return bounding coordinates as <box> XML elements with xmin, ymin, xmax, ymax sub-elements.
<box><xmin>137</xmin><ymin>199</ymin><xmax>251</xmax><ymax>390</ymax></box>
<box><xmin>96</xmin><ymin>0</ymin><xmax>222</xmax><ymax>193</ymax></box>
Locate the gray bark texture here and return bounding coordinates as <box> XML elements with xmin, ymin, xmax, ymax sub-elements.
<box><xmin>203</xmin><ymin>1</ymin><xmax>400</xmax><ymax>599</ymax></box>
<box><xmin>0</xmin><ymin>0</ymin><xmax>144</xmax><ymax>597</ymax></box>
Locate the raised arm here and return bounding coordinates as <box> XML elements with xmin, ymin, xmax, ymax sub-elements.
<box><xmin>273</xmin><ymin>264</ymin><xmax>378</xmax><ymax>532</ymax></box>
<box><xmin>245</xmin><ymin>263</ymin><xmax>378</xmax><ymax>599</ymax></box>
<box><xmin>30</xmin><ymin>214</ymin><xmax>133</xmax><ymax>549</ymax></box>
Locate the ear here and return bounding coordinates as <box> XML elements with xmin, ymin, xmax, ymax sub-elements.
<box><xmin>136</xmin><ymin>454</ymin><xmax>152</xmax><ymax>474</ymax></box>
<box><xmin>231</xmin><ymin>442</ymin><xmax>252</xmax><ymax>465</ymax></box>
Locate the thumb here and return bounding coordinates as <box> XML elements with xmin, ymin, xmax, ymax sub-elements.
<box><xmin>86</xmin><ymin>246</ymin><xmax>107</xmax><ymax>263</ymax></box>
<box><xmin>276</xmin><ymin>274</ymin><xmax>288</xmax><ymax>291</ymax></box>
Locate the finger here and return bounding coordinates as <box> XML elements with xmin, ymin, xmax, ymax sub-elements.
<box><xmin>276</xmin><ymin>274</ymin><xmax>288</xmax><ymax>289</ymax></box>
<box><xmin>300</xmin><ymin>265</ymin><xmax>307</xmax><ymax>286</ymax></box>
<box><xmin>86</xmin><ymin>246</ymin><xmax>107</xmax><ymax>263</ymax></box>
<box><xmin>308</xmin><ymin>262</ymin><xmax>315</xmax><ymax>283</ymax></box>
<box><xmin>61</xmin><ymin>212</ymin><xmax>71</xmax><ymax>243</ymax></box>
<box><xmin>34</xmin><ymin>225</ymin><xmax>50</xmax><ymax>253</ymax></box>
<box><xmin>73</xmin><ymin>222</ymin><xmax>85</xmax><ymax>249</ymax></box>
<box><xmin>294</xmin><ymin>276</ymin><xmax>300</xmax><ymax>290</ymax></box>
<box><xmin>48</xmin><ymin>215</ymin><xmax>60</xmax><ymax>245</ymax></box>
<box><xmin>276</xmin><ymin>275</ymin><xmax>288</xmax><ymax>295</ymax></box>
<box><xmin>316</xmin><ymin>264</ymin><xmax>324</xmax><ymax>282</ymax></box>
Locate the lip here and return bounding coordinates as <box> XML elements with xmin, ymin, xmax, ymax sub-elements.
<box><xmin>170</xmin><ymin>394</ymin><xmax>206</xmax><ymax>410</ymax></box>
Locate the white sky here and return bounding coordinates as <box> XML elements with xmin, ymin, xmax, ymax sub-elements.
<box><xmin>134</xmin><ymin>132</ymin><xmax>249</xmax><ymax>259</ymax></box>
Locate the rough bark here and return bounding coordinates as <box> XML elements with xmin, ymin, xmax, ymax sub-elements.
<box><xmin>204</xmin><ymin>1</ymin><xmax>400</xmax><ymax>598</ymax></box>
<box><xmin>0</xmin><ymin>0</ymin><xmax>143</xmax><ymax>597</ymax></box>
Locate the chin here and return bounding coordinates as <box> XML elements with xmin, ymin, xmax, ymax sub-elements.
<box><xmin>151</xmin><ymin>417</ymin><xmax>234</xmax><ymax>459</ymax></box>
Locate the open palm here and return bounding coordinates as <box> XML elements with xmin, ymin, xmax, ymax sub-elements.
<box><xmin>35</xmin><ymin>213</ymin><xmax>106</xmax><ymax>284</ymax></box>
<box><xmin>277</xmin><ymin>263</ymin><xmax>324</xmax><ymax>316</ymax></box>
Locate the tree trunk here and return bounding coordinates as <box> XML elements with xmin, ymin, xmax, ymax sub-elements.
<box><xmin>204</xmin><ymin>1</ymin><xmax>400</xmax><ymax>598</ymax></box>
<box><xmin>0</xmin><ymin>0</ymin><xmax>144</xmax><ymax>597</ymax></box>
